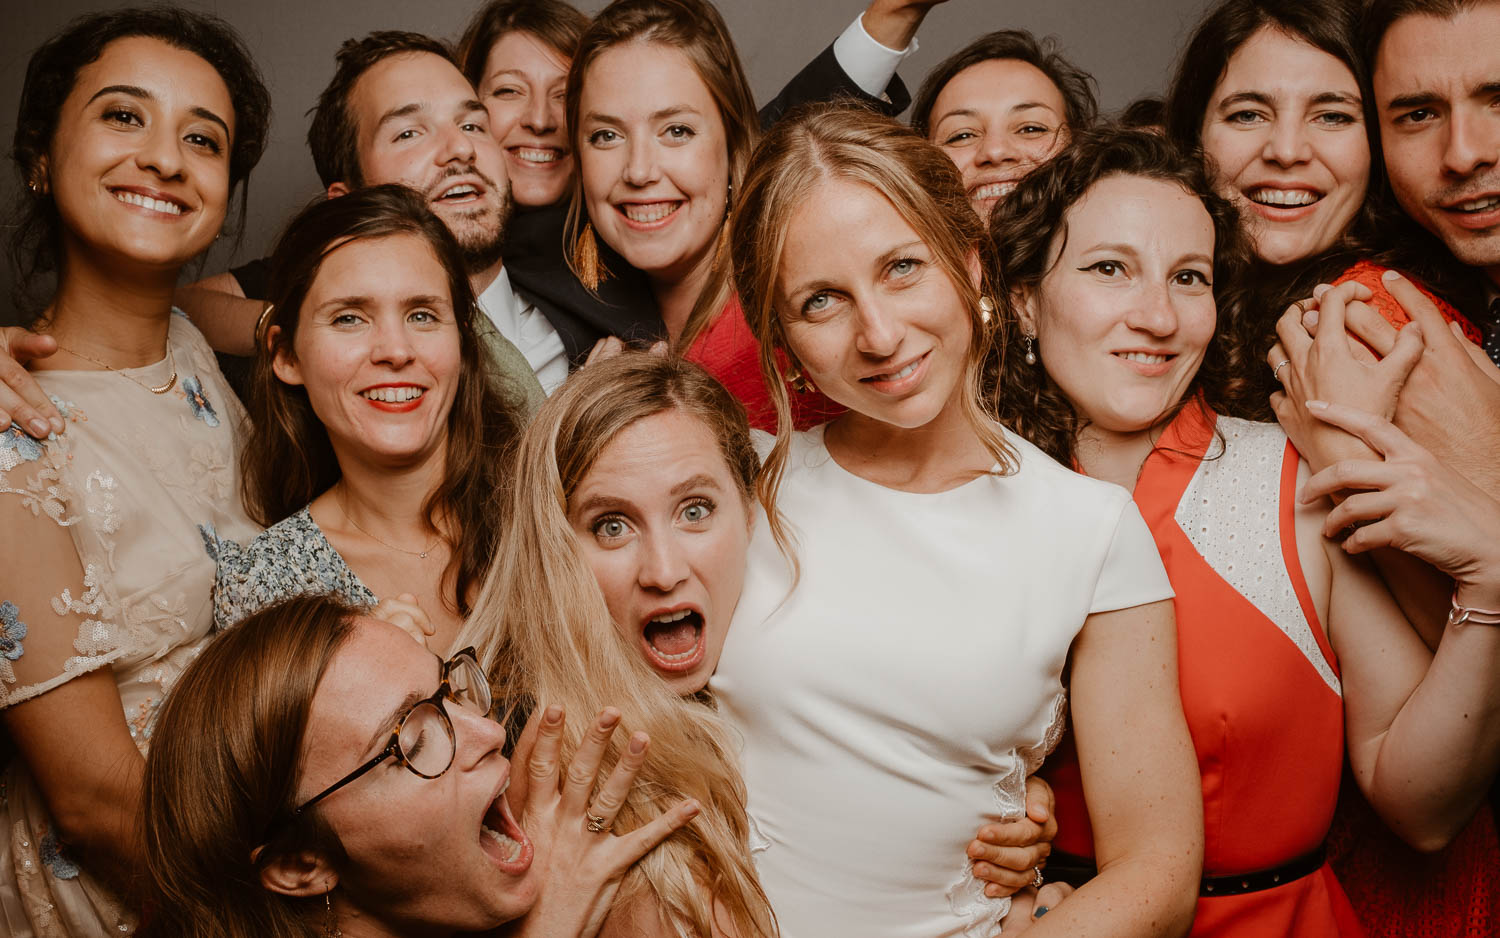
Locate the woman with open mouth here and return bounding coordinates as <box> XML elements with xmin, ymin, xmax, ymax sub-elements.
<box><xmin>0</xmin><ymin>10</ymin><xmax>270</xmax><ymax>933</ymax></box>
<box><xmin>910</xmin><ymin>29</ymin><xmax>1098</xmax><ymax>222</ymax></box>
<box><xmin>142</xmin><ymin>593</ymin><xmax>699</xmax><ymax>937</ymax></box>
<box><xmin>204</xmin><ymin>184</ymin><xmax>529</xmax><ymax>656</ymax></box>
<box><xmin>985</xmin><ymin>125</ymin><xmax>1500</xmax><ymax>938</ymax></box>
<box><xmin>458</xmin><ymin>349</ymin><xmax>1055</xmax><ymax>935</ymax></box>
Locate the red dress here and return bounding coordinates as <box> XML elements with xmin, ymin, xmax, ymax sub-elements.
<box><xmin>1322</xmin><ymin>262</ymin><xmax>1500</xmax><ymax>938</ymax></box>
<box><xmin>684</xmin><ymin>298</ymin><xmax>843</xmax><ymax>433</ymax></box>
<box><xmin>1045</xmin><ymin>402</ymin><xmax>1365</xmax><ymax>937</ymax></box>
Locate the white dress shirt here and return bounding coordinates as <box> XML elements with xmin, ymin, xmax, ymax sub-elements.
<box><xmin>476</xmin><ymin>267</ymin><xmax>569</xmax><ymax>394</ymax></box>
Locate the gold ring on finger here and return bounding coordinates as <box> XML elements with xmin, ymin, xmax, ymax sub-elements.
<box><xmin>585</xmin><ymin>811</ymin><xmax>611</xmax><ymax>834</ymax></box>
<box><xmin>1273</xmin><ymin>359</ymin><xmax>1291</xmax><ymax>383</ymax></box>
<box><xmin>1032</xmin><ymin>865</ymin><xmax>1045</xmax><ymax>889</ymax></box>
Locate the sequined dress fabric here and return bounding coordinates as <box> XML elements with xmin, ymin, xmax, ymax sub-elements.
<box><xmin>0</xmin><ymin>315</ymin><xmax>259</xmax><ymax>935</ymax></box>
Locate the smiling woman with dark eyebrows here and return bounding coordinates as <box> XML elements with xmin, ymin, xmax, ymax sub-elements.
<box><xmin>0</xmin><ymin>8</ymin><xmax>269</xmax><ymax>931</ymax></box>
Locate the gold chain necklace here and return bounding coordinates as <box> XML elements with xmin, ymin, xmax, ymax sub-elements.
<box><xmin>56</xmin><ymin>343</ymin><xmax>177</xmax><ymax>394</ymax></box>
<box><xmin>336</xmin><ymin>486</ymin><xmax>440</xmax><ymax>560</ymax></box>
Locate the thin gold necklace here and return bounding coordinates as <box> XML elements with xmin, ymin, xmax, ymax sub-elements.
<box><xmin>56</xmin><ymin>343</ymin><xmax>177</xmax><ymax>394</ymax></box>
<box><xmin>336</xmin><ymin>485</ymin><xmax>440</xmax><ymax>560</ymax></box>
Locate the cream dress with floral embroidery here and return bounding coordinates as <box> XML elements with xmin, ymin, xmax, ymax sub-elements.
<box><xmin>0</xmin><ymin>314</ymin><xmax>259</xmax><ymax>936</ymax></box>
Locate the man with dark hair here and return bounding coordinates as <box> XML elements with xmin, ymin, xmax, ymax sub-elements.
<box><xmin>186</xmin><ymin>31</ymin><xmax>593</xmax><ymax>407</ymax></box>
<box><xmin>1367</xmin><ymin>0</ymin><xmax>1500</xmax><ymax>358</ymax></box>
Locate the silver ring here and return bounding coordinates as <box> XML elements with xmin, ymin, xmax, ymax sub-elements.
<box><xmin>585</xmin><ymin>811</ymin><xmax>610</xmax><ymax>834</ymax></box>
<box><xmin>1272</xmin><ymin>359</ymin><xmax>1291</xmax><ymax>383</ymax></box>
<box><xmin>1032</xmin><ymin>865</ymin><xmax>1045</xmax><ymax>889</ymax></box>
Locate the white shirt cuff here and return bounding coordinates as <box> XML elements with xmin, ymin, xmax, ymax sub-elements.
<box><xmin>832</xmin><ymin>13</ymin><xmax>917</xmax><ymax>100</ymax></box>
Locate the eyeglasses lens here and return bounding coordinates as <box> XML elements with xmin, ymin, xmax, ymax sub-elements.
<box><xmin>448</xmin><ymin>656</ymin><xmax>492</xmax><ymax>715</ymax></box>
<box><xmin>399</xmin><ymin>702</ymin><xmax>456</xmax><ymax>777</ymax></box>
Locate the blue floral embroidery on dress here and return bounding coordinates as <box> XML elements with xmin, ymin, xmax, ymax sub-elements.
<box><xmin>0</xmin><ymin>601</ymin><xmax>27</xmax><ymax>664</ymax></box>
<box><xmin>182</xmin><ymin>376</ymin><xmax>220</xmax><ymax>427</ymax></box>
<box><xmin>0</xmin><ymin>425</ymin><xmax>45</xmax><ymax>472</ymax></box>
<box><xmin>39</xmin><ymin>828</ymin><xmax>81</xmax><ymax>880</ymax></box>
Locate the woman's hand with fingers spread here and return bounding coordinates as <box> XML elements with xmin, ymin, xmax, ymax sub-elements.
<box><xmin>514</xmin><ymin>705</ymin><xmax>700</xmax><ymax>938</ymax></box>
<box><xmin>1300</xmin><ymin>400</ymin><xmax>1500</xmax><ymax>605</ymax></box>
<box><xmin>966</xmin><ymin>775</ymin><xmax>1059</xmax><ymax>898</ymax></box>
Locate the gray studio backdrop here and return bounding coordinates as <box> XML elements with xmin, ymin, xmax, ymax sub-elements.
<box><xmin>0</xmin><ymin>0</ymin><xmax>1213</xmax><ymax>323</ymax></box>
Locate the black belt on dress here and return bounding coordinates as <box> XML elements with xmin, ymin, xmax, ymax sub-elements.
<box><xmin>1043</xmin><ymin>845</ymin><xmax>1326</xmax><ymax>897</ymax></box>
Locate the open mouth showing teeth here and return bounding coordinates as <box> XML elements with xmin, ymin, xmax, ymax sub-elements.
<box><xmin>114</xmin><ymin>190</ymin><xmax>184</xmax><ymax>215</ymax></box>
<box><xmin>1247</xmin><ymin>188</ymin><xmax>1321</xmax><ymax>207</ymax></box>
<box><xmin>437</xmin><ymin>184</ymin><xmax>479</xmax><ymax>202</ymax></box>
<box><xmin>1453</xmin><ymin>195</ymin><xmax>1500</xmax><ymax>213</ymax></box>
<box><xmin>642</xmin><ymin>609</ymin><xmax>704</xmax><ymax>669</ymax></box>
<box><xmin>863</xmin><ymin>357</ymin><xmax>923</xmax><ymax>383</ymax></box>
<box><xmin>620</xmin><ymin>202</ymin><xmax>681</xmax><ymax>224</ymax></box>
<box><xmin>361</xmin><ymin>387</ymin><xmax>425</xmax><ymax>403</ymax></box>
<box><xmin>1116</xmin><ymin>351</ymin><xmax>1172</xmax><ymax>365</ymax></box>
<box><xmin>514</xmin><ymin>147</ymin><xmax>561</xmax><ymax>164</ymax></box>
<box><xmin>973</xmin><ymin>181</ymin><xmax>1017</xmax><ymax>201</ymax></box>
<box><xmin>480</xmin><ymin>784</ymin><xmax>530</xmax><ymax>868</ymax></box>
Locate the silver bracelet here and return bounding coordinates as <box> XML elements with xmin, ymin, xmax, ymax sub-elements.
<box><xmin>1447</xmin><ymin>591</ymin><xmax>1500</xmax><ymax>628</ymax></box>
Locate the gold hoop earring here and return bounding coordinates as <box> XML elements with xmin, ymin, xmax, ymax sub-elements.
<box><xmin>572</xmin><ymin>222</ymin><xmax>602</xmax><ymax>292</ymax></box>
<box><xmin>1023</xmin><ymin>333</ymin><xmax>1038</xmax><ymax>366</ymax></box>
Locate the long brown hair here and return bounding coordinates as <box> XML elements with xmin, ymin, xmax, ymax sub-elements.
<box><xmin>457</xmin><ymin>0</ymin><xmax>590</xmax><ymax>89</ymax></box>
<box><xmin>563</xmin><ymin>0</ymin><xmax>759</xmax><ymax>347</ymax></box>
<box><xmin>729</xmin><ymin>103</ymin><xmax>1013</xmax><ymax>558</ymax></box>
<box><xmin>142</xmin><ymin>595</ymin><xmax>359</xmax><ymax>938</ymax></box>
<box><xmin>456</xmin><ymin>351</ymin><xmax>773</xmax><ymax>938</ymax></box>
<box><xmin>989</xmin><ymin>127</ymin><xmax>1263</xmax><ymax>466</ymax></box>
<box><xmin>241</xmin><ymin>185</ymin><xmax>525</xmax><ymax>617</ymax></box>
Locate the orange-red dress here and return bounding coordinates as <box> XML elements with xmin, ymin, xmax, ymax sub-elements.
<box><xmin>1045</xmin><ymin>402</ymin><xmax>1365</xmax><ymax>937</ymax></box>
<box><xmin>684</xmin><ymin>297</ymin><xmax>844</xmax><ymax>433</ymax></box>
<box><xmin>1323</xmin><ymin>261</ymin><xmax>1500</xmax><ymax>938</ymax></box>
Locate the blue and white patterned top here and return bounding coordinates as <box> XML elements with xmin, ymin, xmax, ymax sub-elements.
<box><xmin>202</xmin><ymin>508</ymin><xmax>378</xmax><ymax>630</ymax></box>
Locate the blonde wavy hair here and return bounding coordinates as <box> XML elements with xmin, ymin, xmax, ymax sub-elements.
<box><xmin>456</xmin><ymin>351</ymin><xmax>772</xmax><ymax>938</ymax></box>
<box><xmin>729</xmin><ymin>103</ymin><xmax>1014</xmax><ymax>557</ymax></box>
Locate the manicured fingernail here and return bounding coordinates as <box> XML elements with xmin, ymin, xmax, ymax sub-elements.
<box><xmin>544</xmin><ymin>705</ymin><xmax>563</xmax><ymax>724</ymax></box>
<box><xmin>630</xmin><ymin>734</ymin><xmax>647</xmax><ymax>754</ymax></box>
<box><xmin>1303</xmin><ymin>309</ymin><xmax>1319</xmax><ymax>326</ymax></box>
<box><xmin>599</xmin><ymin>708</ymin><xmax>620</xmax><ymax>728</ymax></box>
<box><xmin>1382</xmin><ymin>269</ymin><xmax>1402</xmax><ymax>282</ymax></box>
<box><xmin>1034</xmin><ymin>906</ymin><xmax>1050</xmax><ymax>918</ymax></box>
<box><xmin>1305</xmin><ymin>399</ymin><xmax>1328</xmax><ymax>411</ymax></box>
<box><xmin>50</xmin><ymin>417</ymin><xmax>64</xmax><ymax>434</ymax></box>
<box><xmin>28</xmin><ymin>418</ymin><xmax>50</xmax><ymax>437</ymax></box>
<box><xmin>681</xmin><ymin>799</ymin><xmax>701</xmax><ymax>818</ymax></box>
<box><xmin>1313</xmin><ymin>283</ymin><xmax>1331</xmax><ymax>298</ymax></box>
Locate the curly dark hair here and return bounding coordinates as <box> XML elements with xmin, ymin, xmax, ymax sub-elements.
<box><xmin>243</xmin><ymin>184</ymin><xmax>527</xmax><ymax>618</ymax></box>
<box><xmin>990</xmin><ymin>127</ymin><xmax>1269</xmax><ymax>467</ymax></box>
<box><xmin>9</xmin><ymin>6</ymin><xmax>271</xmax><ymax>318</ymax></box>
<box><xmin>910</xmin><ymin>29</ymin><xmax>1099</xmax><ymax>139</ymax></box>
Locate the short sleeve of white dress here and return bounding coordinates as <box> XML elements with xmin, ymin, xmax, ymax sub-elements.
<box><xmin>1089</xmin><ymin>498</ymin><xmax>1173</xmax><ymax>614</ymax></box>
<box><xmin>714</xmin><ymin>426</ymin><xmax>1173</xmax><ymax>938</ymax></box>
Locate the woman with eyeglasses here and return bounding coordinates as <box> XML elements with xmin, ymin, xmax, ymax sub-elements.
<box><xmin>142</xmin><ymin>594</ymin><xmax>697</xmax><ymax>938</ymax></box>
